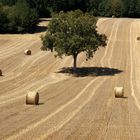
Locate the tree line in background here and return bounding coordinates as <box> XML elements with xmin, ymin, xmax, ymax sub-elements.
<box><xmin>0</xmin><ymin>0</ymin><xmax>140</xmax><ymax>33</ymax></box>
<box><xmin>0</xmin><ymin>0</ymin><xmax>38</xmax><ymax>33</ymax></box>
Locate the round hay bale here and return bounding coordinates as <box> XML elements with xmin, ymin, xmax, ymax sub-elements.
<box><xmin>24</xmin><ymin>49</ymin><xmax>31</xmax><ymax>55</ymax></box>
<box><xmin>26</xmin><ymin>91</ymin><xmax>39</xmax><ymax>105</ymax></box>
<box><xmin>114</xmin><ymin>87</ymin><xmax>124</xmax><ymax>98</ymax></box>
<box><xmin>137</xmin><ymin>37</ymin><xmax>140</xmax><ymax>40</ymax></box>
<box><xmin>0</xmin><ymin>69</ymin><xmax>2</xmax><ymax>76</ymax></box>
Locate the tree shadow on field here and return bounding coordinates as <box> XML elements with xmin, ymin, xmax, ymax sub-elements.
<box><xmin>34</xmin><ymin>18</ymin><xmax>50</xmax><ymax>33</ymax></box>
<box><xmin>57</xmin><ymin>67</ymin><xmax>123</xmax><ymax>77</ymax></box>
<box><xmin>35</xmin><ymin>26</ymin><xmax>48</xmax><ymax>33</ymax></box>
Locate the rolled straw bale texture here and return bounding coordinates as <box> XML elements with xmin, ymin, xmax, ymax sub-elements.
<box><xmin>24</xmin><ymin>49</ymin><xmax>31</xmax><ymax>55</ymax></box>
<box><xmin>26</xmin><ymin>91</ymin><xmax>39</xmax><ymax>105</ymax></box>
<box><xmin>0</xmin><ymin>69</ymin><xmax>2</xmax><ymax>76</ymax></box>
<box><xmin>114</xmin><ymin>87</ymin><xmax>124</xmax><ymax>98</ymax></box>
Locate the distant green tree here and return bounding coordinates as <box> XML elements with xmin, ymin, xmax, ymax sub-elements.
<box><xmin>47</xmin><ymin>0</ymin><xmax>66</xmax><ymax>14</ymax></box>
<box><xmin>26</xmin><ymin>0</ymin><xmax>50</xmax><ymax>17</ymax></box>
<box><xmin>7</xmin><ymin>0</ymin><xmax>39</xmax><ymax>33</ymax></box>
<box><xmin>73</xmin><ymin>0</ymin><xmax>87</xmax><ymax>12</ymax></box>
<box><xmin>136</xmin><ymin>0</ymin><xmax>140</xmax><ymax>17</ymax></box>
<box><xmin>41</xmin><ymin>10</ymin><xmax>107</xmax><ymax>71</ymax></box>
<box><xmin>0</xmin><ymin>3</ymin><xmax>8</xmax><ymax>32</ymax></box>
<box><xmin>98</xmin><ymin>0</ymin><xmax>109</xmax><ymax>16</ymax></box>
<box><xmin>111</xmin><ymin>0</ymin><xmax>123</xmax><ymax>17</ymax></box>
<box><xmin>87</xmin><ymin>0</ymin><xmax>102</xmax><ymax>16</ymax></box>
<box><xmin>122</xmin><ymin>0</ymin><xmax>130</xmax><ymax>16</ymax></box>
<box><xmin>0</xmin><ymin>0</ymin><xmax>17</xmax><ymax>6</ymax></box>
<box><xmin>99</xmin><ymin>0</ymin><xmax>123</xmax><ymax>17</ymax></box>
<box><xmin>65</xmin><ymin>0</ymin><xmax>75</xmax><ymax>11</ymax></box>
<box><xmin>128</xmin><ymin>0</ymin><xmax>138</xmax><ymax>17</ymax></box>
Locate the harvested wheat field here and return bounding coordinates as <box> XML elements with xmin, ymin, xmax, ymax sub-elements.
<box><xmin>1</xmin><ymin>18</ymin><xmax>140</xmax><ymax>140</ymax></box>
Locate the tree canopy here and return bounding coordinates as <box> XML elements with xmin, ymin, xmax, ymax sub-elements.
<box><xmin>41</xmin><ymin>10</ymin><xmax>107</xmax><ymax>71</ymax></box>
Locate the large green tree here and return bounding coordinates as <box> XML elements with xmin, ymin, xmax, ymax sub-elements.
<box><xmin>41</xmin><ymin>10</ymin><xmax>107</xmax><ymax>71</ymax></box>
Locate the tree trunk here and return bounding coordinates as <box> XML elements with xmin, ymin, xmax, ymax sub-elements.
<box><xmin>73</xmin><ymin>54</ymin><xmax>77</xmax><ymax>73</ymax></box>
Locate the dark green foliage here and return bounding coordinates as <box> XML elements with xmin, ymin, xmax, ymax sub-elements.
<box><xmin>122</xmin><ymin>0</ymin><xmax>130</xmax><ymax>16</ymax></box>
<box><xmin>42</xmin><ymin>0</ymin><xmax>140</xmax><ymax>18</ymax></box>
<box><xmin>87</xmin><ymin>0</ymin><xmax>102</xmax><ymax>16</ymax></box>
<box><xmin>26</xmin><ymin>0</ymin><xmax>67</xmax><ymax>17</ymax></box>
<box><xmin>0</xmin><ymin>0</ymin><xmax>39</xmax><ymax>33</ymax></box>
<box><xmin>0</xmin><ymin>0</ymin><xmax>140</xmax><ymax>18</ymax></box>
<box><xmin>136</xmin><ymin>0</ymin><xmax>140</xmax><ymax>17</ymax></box>
<box><xmin>26</xmin><ymin>0</ymin><xmax>50</xmax><ymax>17</ymax></box>
<box><xmin>99</xmin><ymin>0</ymin><xmax>124</xmax><ymax>17</ymax></box>
<box><xmin>8</xmin><ymin>0</ymin><xmax>39</xmax><ymax>33</ymax></box>
<box><xmin>0</xmin><ymin>4</ymin><xmax>9</xmax><ymax>32</ymax></box>
<box><xmin>0</xmin><ymin>0</ymin><xmax>17</xmax><ymax>6</ymax></box>
<box><xmin>121</xmin><ymin>0</ymin><xmax>140</xmax><ymax>17</ymax></box>
<box><xmin>41</xmin><ymin>10</ymin><xmax>107</xmax><ymax>70</ymax></box>
<box><xmin>0</xmin><ymin>0</ymin><xmax>139</xmax><ymax>34</ymax></box>
<box><xmin>127</xmin><ymin>0</ymin><xmax>140</xmax><ymax>17</ymax></box>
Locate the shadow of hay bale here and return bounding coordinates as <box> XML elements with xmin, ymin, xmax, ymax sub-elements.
<box><xmin>137</xmin><ymin>37</ymin><xmax>140</xmax><ymax>40</ymax></box>
<box><xmin>35</xmin><ymin>26</ymin><xmax>48</xmax><ymax>33</ymax></box>
<box><xmin>0</xmin><ymin>70</ymin><xmax>2</xmax><ymax>76</ymax></box>
<box><xmin>56</xmin><ymin>67</ymin><xmax>123</xmax><ymax>77</ymax></box>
